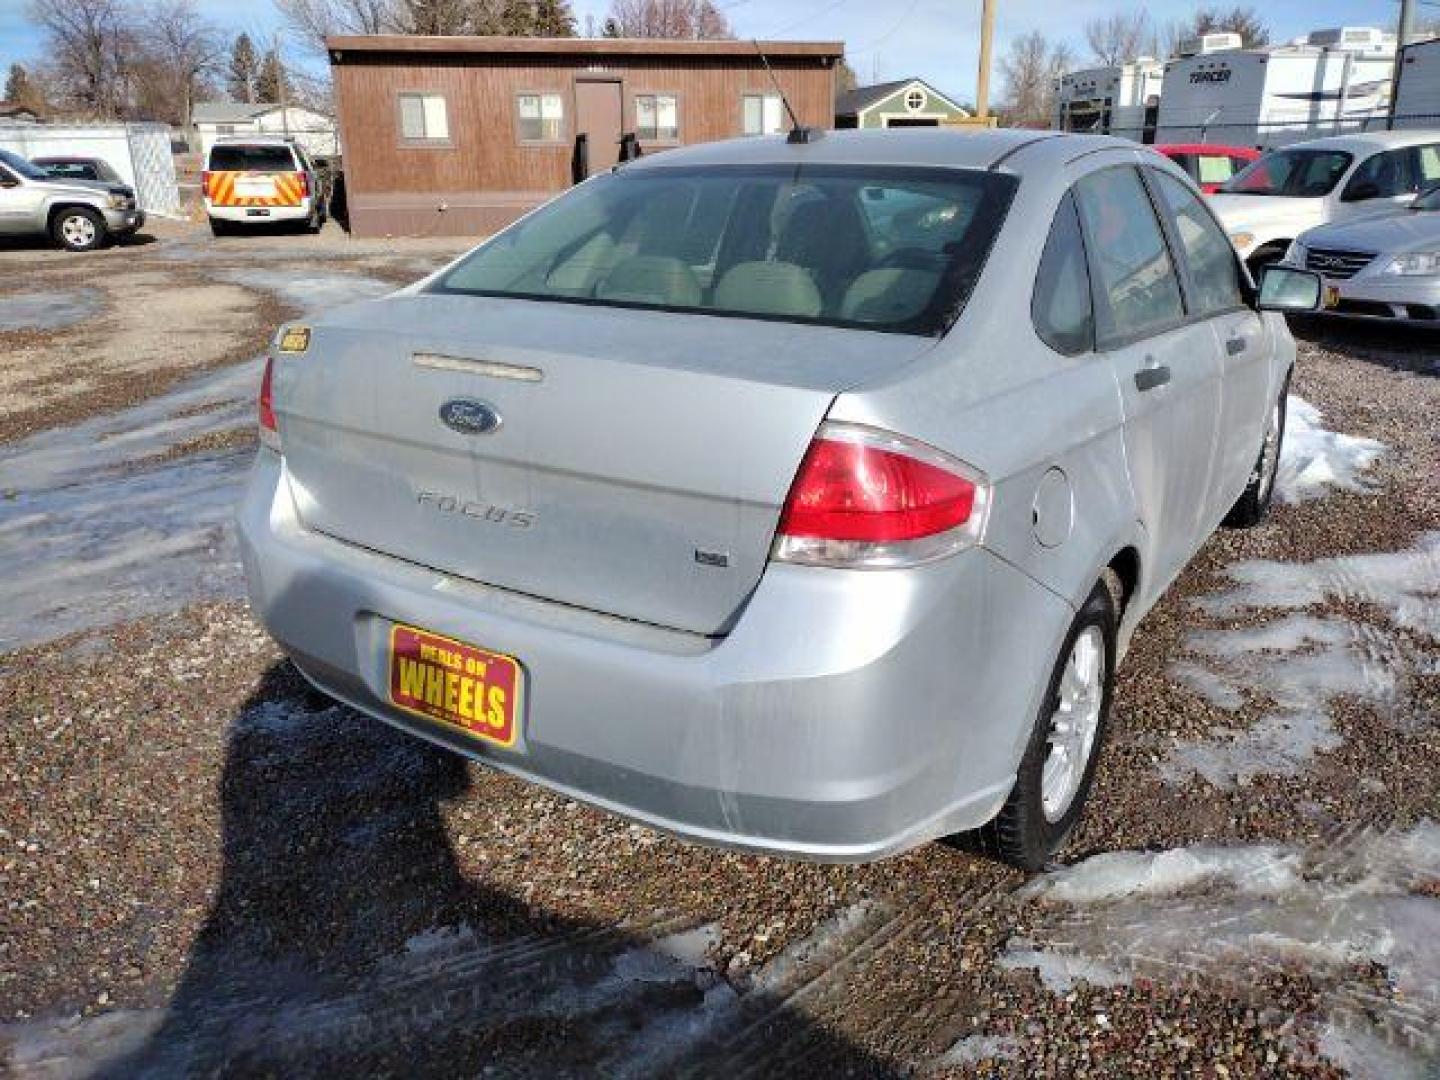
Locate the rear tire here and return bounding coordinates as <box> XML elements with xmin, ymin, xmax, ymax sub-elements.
<box><xmin>52</xmin><ymin>207</ymin><xmax>107</xmax><ymax>252</ymax></box>
<box><xmin>967</xmin><ymin>572</ymin><xmax>1118</xmax><ymax>871</ymax></box>
<box><xmin>1224</xmin><ymin>384</ymin><xmax>1287</xmax><ymax>528</ymax></box>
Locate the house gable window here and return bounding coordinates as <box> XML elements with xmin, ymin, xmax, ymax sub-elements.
<box><xmin>635</xmin><ymin>93</ymin><xmax>679</xmax><ymax>142</ymax></box>
<box><xmin>517</xmin><ymin>93</ymin><xmax>565</xmax><ymax>143</ymax></box>
<box><xmin>742</xmin><ymin>93</ymin><xmax>785</xmax><ymax>136</ymax></box>
<box><xmin>398</xmin><ymin>92</ymin><xmax>450</xmax><ymax>144</ymax></box>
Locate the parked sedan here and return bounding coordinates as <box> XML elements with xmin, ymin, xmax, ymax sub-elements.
<box><xmin>239</xmin><ymin>130</ymin><xmax>1321</xmax><ymax>870</ymax></box>
<box><xmin>1283</xmin><ymin>182</ymin><xmax>1440</xmax><ymax>322</ymax></box>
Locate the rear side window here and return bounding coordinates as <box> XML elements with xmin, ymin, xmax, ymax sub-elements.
<box><xmin>1151</xmin><ymin>171</ymin><xmax>1244</xmax><ymax>316</ymax></box>
<box><xmin>1032</xmin><ymin>190</ymin><xmax>1093</xmax><ymax>355</ymax></box>
<box><xmin>1344</xmin><ymin>148</ymin><xmax>1415</xmax><ymax>199</ymax></box>
<box><xmin>435</xmin><ymin>165</ymin><xmax>1018</xmax><ymax>336</ymax></box>
<box><xmin>1074</xmin><ymin>167</ymin><xmax>1185</xmax><ymax>345</ymax></box>
<box><xmin>1197</xmin><ymin>154</ymin><xmax>1237</xmax><ymax>186</ymax></box>
<box><xmin>208</xmin><ymin>145</ymin><xmax>297</xmax><ymax>172</ymax></box>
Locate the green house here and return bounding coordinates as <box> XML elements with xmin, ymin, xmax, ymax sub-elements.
<box><xmin>834</xmin><ymin>78</ymin><xmax>971</xmax><ymax>129</ymax></box>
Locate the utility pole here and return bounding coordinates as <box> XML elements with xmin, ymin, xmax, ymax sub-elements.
<box><xmin>1388</xmin><ymin>0</ymin><xmax>1415</xmax><ymax>129</ymax></box>
<box><xmin>976</xmin><ymin>0</ymin><xmax>996</xmax><ymax>120</ymax></box>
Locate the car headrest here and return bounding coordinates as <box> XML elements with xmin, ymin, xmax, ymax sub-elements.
<box><xmin>594</xmin><ymin>255</ymin><xmax>702</xmax><ymax>308</ymax></box>
<box><xmin>712</xmin><ymin>261</ymin><xmax>822</xmax><ymax>319</ymax></box>
<box><xmin>840</xmin><ymin>268</ymin><xmax>939</xmax><ymax>324</ymax></box>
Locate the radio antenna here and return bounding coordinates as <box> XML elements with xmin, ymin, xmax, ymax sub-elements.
<box><xmin>753</xmin><ymin>40</ymin><xmax>823</xmax><ymax>144</ymax></box>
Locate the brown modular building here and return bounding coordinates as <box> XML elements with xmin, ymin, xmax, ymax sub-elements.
<box><xmin>326</xmin><ymin>35</ymin><xmax>845</xmax><ymax>237</ymax></box>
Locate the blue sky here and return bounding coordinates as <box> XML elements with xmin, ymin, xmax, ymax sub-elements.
<box><xmin>0</xmin><ymin>0</ymin><xmax>1410</xmax><ymax>105</ymax></box>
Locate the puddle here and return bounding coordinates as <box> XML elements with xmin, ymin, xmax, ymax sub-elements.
<box><xmin>0</xmin><ymin>288</ymin><xmax>103</xmax><ymax>332</ymax></box>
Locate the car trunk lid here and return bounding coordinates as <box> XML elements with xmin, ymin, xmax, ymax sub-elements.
<box><xmin>277</xmin><ymin>293</ymin><xmax>934</xmax><ymax>635</ymax></box>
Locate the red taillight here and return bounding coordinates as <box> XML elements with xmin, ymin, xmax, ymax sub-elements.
<box><xmin>201</xmin><ymin>170</ymin><xmax>212</xmax><ymax>198</ymax></box>
<box><xmin>774</xmin><ymin>424</ymin><xmax>988</xmax><ymax>568</ymax></box>
<box><xmin>297</xmin><ymin>171</ymin><xmax>309</xmax><ymax>198</ymax></box>
<box><xmin>258</xmin><ymin>356</ymin><xmax>281</xmax><ymax>453</ymax></box>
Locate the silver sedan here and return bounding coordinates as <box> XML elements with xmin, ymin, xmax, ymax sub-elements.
<box><xmin>239</xmin><ymin>130</ymin><xmax>1316</xmax><ymax>869</ymax></box>
<box><xmin>1284</xmin><ymin>183</ymin><xmax>1440</xmax><ymax>323</ymax></box>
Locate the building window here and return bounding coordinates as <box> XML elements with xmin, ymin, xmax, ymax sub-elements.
<box><xmin>905</xmin><ymin>88</ymin><xmax>927</xmax><ymax>111</ymax></box>
<box><xmin>517</xmin><ymin>93</ymin><xmax>565</xmax><ymax>143</ymax></box>
<box><xmin>635</xmin><ymin>93</ymin><xmax>679</xmax><ymax>142</ymax></box>
<box><xmin>398</xmin><ymin>92</ymin><xmax>449</xmax><ymax>143</ymax></box>
<box><xmin>742</xmin><ymin>93</ymin><xmax>785</xmax><ymax>136</ymax></box>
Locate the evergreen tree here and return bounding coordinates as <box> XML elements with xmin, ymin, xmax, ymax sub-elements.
<box><xmin>4</xmin><ymin>64</ymin><xmax>34</xmax><ymax>106</ymax></box>
<box><xmin>532</xmin><ymin>0</ymin><xmax>576</xmax><ymax>36</ymax></box>
<box><xmin>228</xmin><ymin>33</ymin><xmax>258</xmax><ymax>103</ymax></box>
<box><xmin>256</xmin><ymin>48</ymin><xmax>285</xmax><ymax>103</ymax></box>
<box><xmin>602</xmin><ymin>17</ymin><xmax>622</xmax><ymax>37</ymax></box>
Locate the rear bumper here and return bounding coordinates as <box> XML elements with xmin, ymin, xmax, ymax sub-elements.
<box><xmin>207</xmin><ymin>201</ymin><xmax>311</xmax><ymax>224</ymax></box>
<box><xmin>238</xmin><ymin>451</ymin><xmax>1074</xmax><ymax>862</ymax></box>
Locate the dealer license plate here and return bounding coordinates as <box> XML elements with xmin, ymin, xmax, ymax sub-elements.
<box><xmin>387</xmin><ymin>623</ymin><xmax>522</xmax><ymax>748</ymax></box>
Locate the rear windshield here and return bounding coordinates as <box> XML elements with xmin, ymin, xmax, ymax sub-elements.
<box><xmin>433</xmin><ymin>165</ymin><xmax>1019</xmax><ymax>336</ymax></box>
<box><xmin>209</xmin><ymin>145</ymin><xmax>297</xmax><ymax>172</ymax></box>
<box><xmin>1220</xmin><ymin>149</ymin><xmax>1352</xmax><ymax>197</ymax></box>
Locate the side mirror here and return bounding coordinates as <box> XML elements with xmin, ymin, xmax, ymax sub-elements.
<box><xmin>1344</xmin><ymin>180</ymin><xmax>1381</xmax><ymax>202</ymax></box>
<box><xmin>1257</xmin><ymin>265</ymin><xmax>1327</xmax><ymax>312</ymax></box>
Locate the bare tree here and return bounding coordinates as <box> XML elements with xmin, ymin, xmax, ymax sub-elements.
<box><xmin>274</xmin><ymin>0</ymin><xmax>400</xmax><ymax>55</ymax></box>
<box><xmin>999</xmin><ymin>30</ymin><xmax>1072</xmax><ymax>125</ymax></box>
<box><xmin>1084</xmin><ymin>12</ymin><xmax>1151</xmax><ymax>66</ymax></box>
<box><xmin>28</xmin><ymin>0</ymin><xmax>134</xmax><ymax>118</ymax></box>
<box><xmin>606</xmin><ymin>0</ymin><xmax>733</xmax><ymax>40</ymax></box>
<box><xmin>133</xmin><ymin>0</ymin><xmax>221</xmax><ymax>128</ymax></box>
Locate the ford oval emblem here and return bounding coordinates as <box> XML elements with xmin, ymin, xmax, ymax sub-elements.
<box><xmin>439</xmin><ymin>397</ymin><xmax>502</xmax><ymax>436</ymax></box>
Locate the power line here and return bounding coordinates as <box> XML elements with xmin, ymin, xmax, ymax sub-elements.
<box><xmin>760</xmin><ymin>0</ymin><xmax>861</xmax><ymax>39</ymax></box>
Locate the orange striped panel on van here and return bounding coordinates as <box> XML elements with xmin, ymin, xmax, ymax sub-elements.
<box><xmin>205</xmin><ymin>171</ymin><xmax>305</xmax><ymax>208</ymax></box>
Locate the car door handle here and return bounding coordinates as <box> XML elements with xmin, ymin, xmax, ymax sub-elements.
<box><xmin>1226</xmin><ymin>337</ymin><xmax>1247</xmax><ymax>356</ymax></box>
<box><xmin>1134</xmin><ymin>364</ymin><xmax>1171</xmax><ymax>392</ymax></box>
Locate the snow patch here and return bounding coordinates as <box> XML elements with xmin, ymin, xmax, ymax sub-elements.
<box><xmin>1010</xmin><ymin>824</ymin><xmax>1440</xmax><ymax>1076</ymax></box>
<box><xmin>1163</xmin><ymin>536</ymin><xmax>1440</xmax><ymax>787</ymax></box>
<box><xmin>998</xmin><ymin>941</ymin><xmax>1128</xmax><ymax>993</ymax></box>
<box><xmin>934</xmin><ymin>1033</ymin><xmax>1021</xmax><ymax>1067</ymax></box>
<box><xmin>1277</xmin><ymin>395</ymin><xmax>1385</xmax><ymax>504</ymax></box>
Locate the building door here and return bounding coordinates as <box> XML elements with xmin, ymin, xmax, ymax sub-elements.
<box><xmin>575</xmin><ymin>80</ymin><xmax>623</xmax><ymax>177</ymax></box>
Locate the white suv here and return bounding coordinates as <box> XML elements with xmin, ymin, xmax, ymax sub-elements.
<box><xmin>1209</xmin><ymin>130</ymin><xmax>1440</xmax><ymax>274</ymax></box>
<box><xmin>203</xmin><ymin>138</ymin><xmax>325</xmax><ymax>235</ymax></box>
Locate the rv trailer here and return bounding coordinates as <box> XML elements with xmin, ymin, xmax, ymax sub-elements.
<box><xmin>1155</xmin><ymin>27</ymin><xmax>1396</xmax><ymax>148</ymax></box>
<box><xmin>1056</xmin><ymin>59</ymin><xmax>1165</xmax><ymax>142</ymax></box>
<box><xmin>1394</xmin><ymin>37</ymin><xmax>1440</xmax><ymax>129</ymax></box>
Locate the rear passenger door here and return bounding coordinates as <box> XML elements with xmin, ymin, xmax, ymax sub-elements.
<box><xmin>1147</xmin><ymin>168</ymin><xmax>1269</xmax><ymax>518</ymax></box>
<box><xmin>1074</xmin><ymin>165</ymin><xmax>1223</xmax><ymax>597</ymax></box>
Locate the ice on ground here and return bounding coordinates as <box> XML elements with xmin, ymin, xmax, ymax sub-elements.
<box><xmin>0</xmin><ymin>363</ymin><xmax>261</xmax><ymax>652</ymax></box>
<box><xmin>1277</xmin><ymin>395</ymin><xmax>1385</xmax><ymax>504</ymax></box>
<box><xmin>1010</xmin><ymin>823</ymin><xmax>1440</xmax><ymax>1077</ymax></box>
<box><xmin>1163</xmin><ymin>536</ymin><xmax>1440</xmax><ymax>787</ymax></box>
<box><xmin>998</xmin><ymin>942</ymin><xmax>1127</xmax><ymax>994</ymax></box>
<box><xmin>216</xmin><ymin>268</ymin><xmax>395</xmax><ymax>316</ymax></box>
<box><xmin>0</xmin><ymin>287</ymin><xmax>103</xmax><ymax>332</ymax></box>
<box><xmin>933</xmin><ymin>1033</ymin><xmax>1021</xmax><ymax>1067</ymax></box>
<box><xmin>1199</xmin><ymin>532</ymin><xmax>1440</xmax><ymax>640</ymax></box>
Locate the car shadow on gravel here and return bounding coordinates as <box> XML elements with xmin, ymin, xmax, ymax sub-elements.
<box><xmin>98</xmin><ymin>661</ymin><xmax>904</xmax><ymax>1078</ymax></box>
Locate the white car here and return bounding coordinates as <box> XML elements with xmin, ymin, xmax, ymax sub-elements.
<box><xmin>1209</xmin><ymin>130</ymin><xmax>1440</xmax><ymax>274</ymax></box>
<box><xmin>202</xmin><ymin>138</ymin><xmax>326</xmax><ymax>235</ymax></box>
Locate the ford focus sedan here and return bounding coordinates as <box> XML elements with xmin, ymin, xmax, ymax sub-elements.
<box><xmin>239</xmin><ymin>130</ymin><xmax>1319</xmax><ymax>869</ymax></box>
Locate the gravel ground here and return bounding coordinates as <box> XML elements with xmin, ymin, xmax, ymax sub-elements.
<box><xmin>0</xmin><ymin>230</ymin><xmax>1436</xmax><ymax>1078</ymax></box>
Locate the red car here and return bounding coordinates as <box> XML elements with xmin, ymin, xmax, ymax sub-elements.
<box><xmin>1154</xmin><ymin>144</ymin><xmax>1263</xmax><ymax>194</ymax></box>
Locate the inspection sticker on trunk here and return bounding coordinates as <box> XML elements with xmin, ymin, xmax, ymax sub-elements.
<box><xmin>387</xmin><ymin>624</ymin><xmax>522</xmax><ymax>748</ymax></box>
